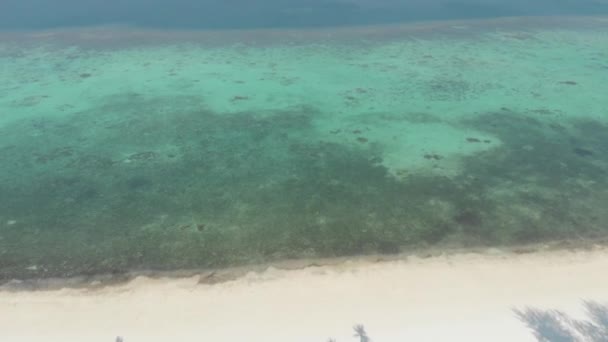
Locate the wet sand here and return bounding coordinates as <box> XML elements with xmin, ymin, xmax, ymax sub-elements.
<box><xmin>1</xmin><ymin>247</ymin><xmax>607</xmax><ymax>342</ymax></box>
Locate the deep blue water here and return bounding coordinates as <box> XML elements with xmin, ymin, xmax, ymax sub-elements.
<box><xmin>1</xmin><ymin>0</ymin><xmax>607</xmax><ymax>30</ymax></box>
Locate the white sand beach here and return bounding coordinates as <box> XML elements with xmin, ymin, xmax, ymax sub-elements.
<box><xmin>1</xmin><ymin>247</ymin><xmax>607</xmax><ymax>342</ymax></box>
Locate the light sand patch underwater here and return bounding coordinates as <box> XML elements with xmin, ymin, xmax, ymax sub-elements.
<box><xmin>0</xmin><ymin>16</ymin><xmax>608</xmax><ymax>281</ymax></box>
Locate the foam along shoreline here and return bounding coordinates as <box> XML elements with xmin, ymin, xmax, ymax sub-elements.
<box><xmin>1</xmin><ymin>247</ymin><xmax>607</xmax><ymax>342</ymax></box>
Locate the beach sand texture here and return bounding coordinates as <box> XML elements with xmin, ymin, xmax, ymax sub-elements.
<box><xmin>1</xmin><ymin>247</ymin><xmax>607</xmax><ymax>342</ymax></box>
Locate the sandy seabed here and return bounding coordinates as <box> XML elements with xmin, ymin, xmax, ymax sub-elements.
<box><xmin>1</xmin><ymin>247</ymin><xmax>607</xmax><ymax>342</ymax></box>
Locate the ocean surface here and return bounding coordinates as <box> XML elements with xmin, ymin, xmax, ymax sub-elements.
<box><xmin>0</xmin><ymin>1</ymin><xmax>608</xmax><ymax>283</ymax></box>
<box><xmin>2</xmin><ymin>0</ymin><xmax>608</xmax><ymax>30</ymax></box>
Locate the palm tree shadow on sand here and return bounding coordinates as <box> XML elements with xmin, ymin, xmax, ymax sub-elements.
<box><xmin>327</xmin><ymin>324</ymin><xmax>371</xmax><ymax>342</ymax></box>
<box><xmin>112</xmin><ymin>302</ymin><xmax>608</xmax><ymax>342</ymax></box>
<box><xmin>514</xmin><ymin>301</ymin><xmax>608</xmax><ymax>342</ymax></box>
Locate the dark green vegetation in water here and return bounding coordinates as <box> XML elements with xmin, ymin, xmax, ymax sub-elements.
<box><xmin>1</xmin><ymin>19</ymin><xmax>608</xmax><ymax>282</ymax></box>
<box><xmin>1</xmin><ymin>94</ymin><xmax>607</xmax><ymax>281</ymax></box>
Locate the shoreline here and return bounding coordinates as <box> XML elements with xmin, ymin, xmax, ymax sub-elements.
<box><xmin>1</xmin><ymin>245</ymin><xmax>607</xmax><ymax>341</ymax></box>
<box><xmin>2</xmin><ymin>238</ymin><xmax>606</xmax><ymax>290</ymax></box>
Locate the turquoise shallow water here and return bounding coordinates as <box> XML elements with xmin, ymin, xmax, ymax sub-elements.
<box><xmin>1</xmin><ymin>17</ymin><xmax>608</xmax><ymax>281</ymax></box>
